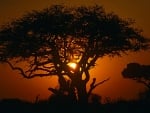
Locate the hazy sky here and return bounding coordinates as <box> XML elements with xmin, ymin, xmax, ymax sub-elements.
<box><xmin>0</xmin><ymin>0</ymin><xmax>150</xmax><ymax>102</ymax></box>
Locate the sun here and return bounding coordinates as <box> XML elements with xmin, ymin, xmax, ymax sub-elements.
<box><xmin>67</xmin><ymin>62</ymin><xmax>77</xmax><ymax>70</ymax></box>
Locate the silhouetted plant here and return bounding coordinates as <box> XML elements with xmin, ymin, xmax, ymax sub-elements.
<box><xmin>0</xmin><ymin>5</ymin><xmax>149</xmax><ymax>104</ymax></box>
<box><xmin>122</xmin><ymin>63</ymin><xmax>150</xmax><ymax>89</ymax></box>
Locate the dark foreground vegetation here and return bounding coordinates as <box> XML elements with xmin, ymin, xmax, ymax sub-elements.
<box><xmin>0</xmin><ymin>92</ymin><xmax>150</xmax><ymax>113</ymax></box>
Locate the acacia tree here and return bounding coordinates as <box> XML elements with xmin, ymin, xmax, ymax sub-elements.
<box><xmin>122</xmin><ymin>63</ymin><xmax>150</xmax><ymax>89</ymax></box>
<box><xmin>0</xmin><ymin>5</ymin><xmax>149</xmax><ymax>104</ymax></box>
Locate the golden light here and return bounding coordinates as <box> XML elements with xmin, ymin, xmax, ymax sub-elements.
<box><xmin>67</xmin><ymin>62</ymin><xmax>77</xmax><ymax>70</ymax></box>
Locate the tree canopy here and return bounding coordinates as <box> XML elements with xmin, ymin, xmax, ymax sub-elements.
<box><xmin>122</xmin><ymin>63</ymin><xmax>150</xmax><ymax>89</ymax></box>
<box><xmin>0</xmin><ymin>5</ymin><xmax>149</xmax><ymax>103</ymax></box>
<box><xmin>0</xmin><ymin>5</ymin><xmax>148</xmax><ymax>78</ymax></box>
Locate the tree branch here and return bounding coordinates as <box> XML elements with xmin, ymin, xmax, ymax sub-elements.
<box><xmin>87</xmin><ymin>54</ymin><xmax>99</xmax><ymax>70</ymax></box>
<box><xmin>6</xmin><ymin>61</ymin><xmax>28</xmax><ymax>78</ymax></box>
<box><xmin>84</xmin><ymin>69</ymin><xmax>90</xmax><ymax>83</ymax></box>
<box><xmin>48</xmin><ymin>88</ymin><xmax>59</xmax><ymax>95</ymax></box>
<box><xmin>6</xmin><ymin>61</ymin><xmax>57</xmax><ymax>78</ymax></box>
<box><xmin>88</xmin><ymin>77</ymin><xmax>110</xmax><ymax>97</ymax></box>
<box><xmin>137</xmin><ymin>79</ymin><xmax>150</xmax><ymax>89</ymax></box>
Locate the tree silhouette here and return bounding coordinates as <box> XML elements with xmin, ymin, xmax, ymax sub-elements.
<box><xmin>122</xmin><ymin>63</ymin><xmax>150</xmax><ymax>89</ymax></box>
<box><xmin>0</xmin><ymin>5</ymin><xmax>149</xmax><ymax>104</ymax></box>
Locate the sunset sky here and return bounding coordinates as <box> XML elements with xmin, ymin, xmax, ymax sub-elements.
<box><xmin>0</xmin><ymin>0</ymin><xmax>150</xmax><ymax>102</ymax></box>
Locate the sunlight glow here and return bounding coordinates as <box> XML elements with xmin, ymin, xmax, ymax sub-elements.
<box><xmin>67</xmin><ymin>62</ymin><xmax>77</xmax><ymax>70</ymax></box>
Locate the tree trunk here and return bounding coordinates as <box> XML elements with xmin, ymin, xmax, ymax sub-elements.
<box><xmin>76</xmin><ymin>80</ymin><xmax>88</xmax><ymax>104</ymax></box>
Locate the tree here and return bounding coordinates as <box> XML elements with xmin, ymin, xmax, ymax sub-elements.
<box><xmin>0</xmin><ymin>5</ymin><xmax>149</xmax><ymax>104</ymax></box>
<box><xmin>122</xmin><ymin>63</ymin><xmax>150</xmax><ymax>89</ymax></box>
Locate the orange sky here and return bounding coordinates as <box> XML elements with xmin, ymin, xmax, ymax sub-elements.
<box><xmin>0</xmin><ymin>0</ymin><xmax>150</xmax><ymax>102</ymax></box>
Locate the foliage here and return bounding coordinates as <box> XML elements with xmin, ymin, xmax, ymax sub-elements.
<box><xmin>0</xmin><ymin>5</ymin><xmax>149</xmax><ymax>103</ymax></box>
<box><xmin>122</xmin><ymin>63</ymin><xmax>150</xmax><ymax>89</ymax></box>
<box><xmin>0</xmin><ymin>5</ymin><xmax>148</xmax><ymax>77</ymax></box>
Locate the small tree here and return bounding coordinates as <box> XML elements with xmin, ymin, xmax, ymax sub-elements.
<box><xmin>122</xmin><ymin>63</ymin><xmax>150</xmax><ymax>89</ymax></box>
<box><xmin>0</xmin><ymin>5</ymin><xmax>149</xmax><ymax>104</ymax></box>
